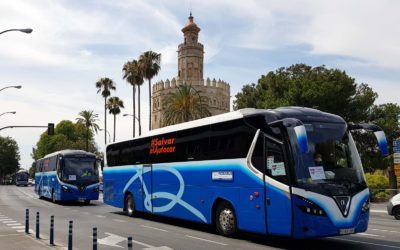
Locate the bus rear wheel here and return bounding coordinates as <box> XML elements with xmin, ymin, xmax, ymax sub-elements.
<box><xmin>52</xmin><ymin>190</ymin><xmax>57</xmax><ymax>203</ymax></box>
<box><xmin>393</xmin><ymin>206</ymin><xmax>400</xmax><ymax>220</ymax></box>
<box><xmin>125</xmin><ymin>194</ymin><xmax>135</xmax><ymax>217</ymax></box>
<box><xmin>84</xmin><ymin>199</ymin><xmax>91</xmax><ymax>205</ymax></box>
<box><xmin>215</xmin><ymin>201</ymin><xmax>237</xmax><ymax>237</ymax></box>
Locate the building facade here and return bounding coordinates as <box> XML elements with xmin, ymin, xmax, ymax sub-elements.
<box><xmin>151</xmin><ymin>14</ymin><xmax>230</xmax><ymax>129</ymax></box>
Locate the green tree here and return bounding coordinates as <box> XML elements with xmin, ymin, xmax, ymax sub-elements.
<box><xmin>163</xmin><ymin>84</ymin><xmax>211</xmax><ymax>126</ymax></box>
<box><xmin>139</xmin><ymin>51</ymin><xmax>161</xmax><ymax>131</ymax></box>
<box><xmin>32</xmin><ymin>120</ymin><xmax>99</xmax><ymax>160</ymax></box>
<box><xmin>123</xmin><ymin>59</ymin><xmax>144</xmax><ymax>136</ymax></box>
<box><xmin>234</xmin><ymin>64</ymin><xmax>377</xmax><ymax>123</ymax></box>
<box><xmin>0</xmin><ymin>136</ymin><xmax>20</xmax><ymax>182</ymax></box>
<box><xmin>107</xmin><ymin>96</ymin><xmax>124</xmax><ymax>142</ymax></box>
<box><xmin>76</xmin><ymin>110</ymin><xmax>100</xmax><ymax>152</ymax></box>
<box><xmin>29</xmin><ymin>162</ymin><xmax>36</xmax><ymax>178</ymax></box>
<box><xmin>96</xmin><ymin>77</ymin><xmax>116</xmax><ymax>144</ymax></box>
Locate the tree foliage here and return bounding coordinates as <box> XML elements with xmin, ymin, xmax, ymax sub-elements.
<box><xmin>163</xmin><ymin>83</ymin><xmax>211</xmax><ymax>126</ymax></box>
<box><xmin>234</xmin><ymin>64</ymin><xmax>377</xmax><ymax>123</ymax></box>
<box><xmin>0</xmin><ymin>136</ymin><xmax>20</xmax><ymax>180</ymax></box>
<box><xmin>76</xmin><ymin>110</ymin><xmax>100</xmax><ymax>152</ymax></box>
<box><xmin>32</xmin><ymin>120</ymin><xmax>99</xmax><ymax>161</ymax></box>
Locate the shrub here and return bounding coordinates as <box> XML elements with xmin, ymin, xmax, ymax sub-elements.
<box><xmin>365</xmin><ymin>173</ymin><xmax>389</xmax><ymax>190</ymax></box>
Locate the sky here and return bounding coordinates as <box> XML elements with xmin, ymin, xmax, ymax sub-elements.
<box><xmin>0</xmin><ymin>0</ymin><xmax>399</xmax><ymax>170</ymax></box>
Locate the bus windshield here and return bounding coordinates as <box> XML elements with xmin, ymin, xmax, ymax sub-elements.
<box><xmin>62</xmin><ymin>157</ymin><xmax>99</xmax><ymax>184</ymax></box>
<box><xmin>16</xmin><ymin>172</ymin><xmax>29</xmax><ymax>181</ymax></box>
<box><xmin>290</xmin><ymin>122</ymin><xmax>366</xmax><ymax>195</ymax></box>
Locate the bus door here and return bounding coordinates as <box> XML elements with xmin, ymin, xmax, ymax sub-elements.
<box><xmin>264</xmin><ymin>136</ymin><xmax>292</xmax><ymax>236</ymax></box>
<box><xmin>142</xmin><ymin>164</ymin><xmax>153</xmax><ymax>213</ymax></box>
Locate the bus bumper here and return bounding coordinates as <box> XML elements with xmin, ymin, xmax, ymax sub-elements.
<box><xmin>59</xmin><ymin>184</ymin><xmax>100</xmax><ymax>201</ymax></box>
<box><xmin>292</xmin><ymin>196</ymin><xmax>369</xmax><ymax>238</ymax></box>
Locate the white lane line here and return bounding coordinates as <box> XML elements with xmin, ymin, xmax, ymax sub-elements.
<box><xmin>0</xmin><ymin>233</ymin><xmax>22</xmax><ymax>237</ymax></box>
<box><xmin>7</xmin><ymin>223</ymin><xmax>22</xmax><ymax>226</ymax></box>
<box><xmin>370</xmin><ymin>209</ymin><xmax>387</xmax><ymax>213</ymax></box>
<box><xmin>333</xmin><ymin>237</ymin><xmax>400</xmax><ymax>249</ymax></box>
<box><xmin>16</xmin><ymin>230</ymin><xmax>25</xmax><ymax>233</ymax></box>
<box><xmin>0</xmin><ymin>219</ymin><xmax>13</xmax><ymax>222</ymax></box>
<box><xmin>185</xmin><ymin>235</ymin><xmax>228</xmax><ymax>246</ymax></box>
<box><xmin>357</xmin><ymin>233</ymin><xmax>384</xmax><ymax>238</ymax></box>
<box><xmin>2</xmin><ymin>220</ymin><xmax>16</xmax><ymax>224</ymax></box>
<box><xmin>96</xmin><ymin>215</ymin><xmax>106</xmax><ymax>218</ymax></box>
<box><xmin>141</xmin><ymin>225</ymin><xmax>169</xmax><ymax>232</ymax></box>
<box><xmin>112</xmin><ymin>219</ymin><xmax>125</xmax><ymax>223</ymax></box>
<box><xmin>12</xmin><ymin>226</ymin><xmax>26</xmax><ymax>229</ymax></box>
<box><xmin>370</xmin><ymin>228</ymin><xmax>400</xmax><ymax>234</ymax></box>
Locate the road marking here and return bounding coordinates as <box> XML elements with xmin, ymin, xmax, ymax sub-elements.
<box><xmin>96</xmin><ymin>215</ymin><xmax>106</xmax><ymax>218</ymax></box>
<box><xmin>185</xmin><ymin>235</ymin><xmax>228</xmax><ymax>246</ymax></box>
<box><xmin>16</xmin><ymin>230</ymin><xmax>25</xmax><ymax>233</ymax></box>
<box><xmin>2</xmin><ymin>220</ymin><xmax>16</xmax><ymax>223</ymax></box>
<box><xmin>370</xmin><ymin>228</ymin><xmax>400</xmax><ymax>234</ymax></box>
<box><xmin>141</xmin><ymin>225</ymin><xmax>168</xmax><ymax>232</ymax></box>
<box><xmin>0</xmin><ymin>219</ymin><xmax>13</xmax><ymax>222</ymax></box>
<box><xmin>370</xmin><ymin>209</ymin><xmax>387</xmax><ymax>213</ymax></box>
<box><xmin>0</xmin><ymin>233</ymin><xmax>22</xmax><ymax>237</ymax></box>
<box><xmin>98</xmin><ymin>232</ymin><xmax>125</xmax><ymax>248</ymax></box>
<box><xmin>12</xmin><ymin>226</ymin><xmax>26</xmax><ymax>229</ymax></box>
<box><xmin>112</xmin><ymin>219</ymin><xmax>125</xmax><ymax>223</ymax></box>
<box><xmin>7</xmin><ymin>223</ymin><xmax>22</xmax><ymax>226</ymax></box>
<box><xmin>357</xmin><ymin>233</ymin><xmax>384</xmax><ymax>237</ymax></box>
<box><xmin>333</xmin><ymin>237</ymin><xmax>400</xmax><ymax>249</ymax></box>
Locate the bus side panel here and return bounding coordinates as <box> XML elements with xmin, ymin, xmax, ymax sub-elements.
<box><xmin>103</xmin><ymin>166</ymin><xmax>144</xmax><ymax>211</ymax></box>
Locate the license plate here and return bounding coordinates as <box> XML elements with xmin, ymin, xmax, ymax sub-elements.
<box><xmin>339</xmin><ymin>228</ymin><xmax>355</xmax><ymax>235</ymax></box>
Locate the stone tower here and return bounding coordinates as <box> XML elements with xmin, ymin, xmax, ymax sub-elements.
<box><xmin>178</xmin><ymin>12</ymin><xmax>204</xmax><ymax>83</ymax></box>
<box><xmin>151</xmin><ymin>14</ymin><xmax>230</xmax><ymax>129</ymax></box>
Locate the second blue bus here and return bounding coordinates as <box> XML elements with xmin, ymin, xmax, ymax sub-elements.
<box><xmin>35</xmin><ymin>150</ymin><xmax>100</xmax><ymax>204</ymax></box>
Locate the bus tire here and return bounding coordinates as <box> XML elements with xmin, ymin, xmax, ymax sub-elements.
<box><xmin>215</xmin><ymin>201</ymin><xmax>237</xmax><ymax>237</ymax></box>
<box><xmin>393</xmin><ymin>206</ymin><xmax>400</xmax><ymax>220</ymax></box>
<box><xmin>84</xmin><ymin>199</ymin><xmax>90</xmax><ymax>205</ymax></box>
<box><xmin>125</xmin><ymin>194</ymin><xmax>135</xmax><ymax>217</ymax></box>
<box><xmin>38</xmin><ymin>188</ymin><xmax>42</xmax><ymax>199</ymax></box>
<box><xmin>51</xmin><ymin>190</ymin><xmax>57</xmax><ymax>203</ymax></box>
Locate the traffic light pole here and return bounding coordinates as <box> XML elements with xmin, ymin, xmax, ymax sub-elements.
<box><xmin>0</xmin><ymin>123</ymin><xmax>54</xmax><ymax>135</ymax></box>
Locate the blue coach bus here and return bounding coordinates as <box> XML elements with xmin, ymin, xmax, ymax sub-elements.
<box><xmin>103</xmin><ymin>107</ymin><xmax>387</xmax><ymax>238</ymax></box>
<box><xmin>35</xmin><ymin>150</ymin><xmax>100</xmax><ymax>204</ymax></box>
<box><xmin>15</xmin><ymin>170</ymin><xmax>29</xmax><ymax>186</ymax></box>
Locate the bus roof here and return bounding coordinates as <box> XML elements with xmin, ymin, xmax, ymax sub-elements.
<box><xmin>41</xmin><ymin>149</ymin><xmax>96</xmax><ymax>160</ymax></box>
<box><xmin>108</xmin><ymin>106</ymin><xmax>345</xmax><ymax>146</ymax></box>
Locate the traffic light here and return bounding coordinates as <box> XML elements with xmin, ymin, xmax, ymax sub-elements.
<box><xmin>48</xmin><ymin>123</ymin><xmax>54</xmax><ymax>135</ymax></box>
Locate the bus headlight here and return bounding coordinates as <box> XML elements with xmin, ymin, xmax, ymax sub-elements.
<box><xmin>62</xmin><ymin>185</ymin><xmax>70</xmax><ymax>192</ymax></box>
<box><xmin>297</xmin><ymin>196</ymin><xmax>326</xmax><ymax>217</ymax></box>
<box><xmin>361</xmin><ymin>198</ymin><xmax>370</xmax><ymax>213</ymax></box>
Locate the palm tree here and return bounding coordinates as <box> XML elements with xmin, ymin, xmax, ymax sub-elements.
<box><xmin>95</xmin><ymin>77</ymin><xmax>116</xmax><ymax>144</ymax></box>
<box><xmin>139</xmin><ymin>51</ymin><xmax>161</xmax><ymax>131</ymax></box>
<box><xmin>163</xmin><ymin>83</ymin><xmax>211</xmax><ymax>126</ymax></box>
<box><xmin>76</xmin><ymin>110</ymin><xmax>100</xmax><ymax>152</ymax></box>
<box><xmin>106</xmin><ymin>96</ymin><xmax>124</xmax><ymax>142</ymax></box>
<box><xmin>122</xmin><ymin>59</ymin><xmax>144</xmax><ymax>137</ymax></box>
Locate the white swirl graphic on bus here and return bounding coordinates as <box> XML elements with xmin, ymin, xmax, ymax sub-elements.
<box><xmin>122</xmin><ymin>166</ymin><xmax>207</xmax><ymax>223</ymax></box>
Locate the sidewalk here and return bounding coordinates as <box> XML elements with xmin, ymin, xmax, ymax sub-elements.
<box><xmin>0</xmin><ymin>224</ymin><xmax>65</xmax><ymax>250</ymax></box>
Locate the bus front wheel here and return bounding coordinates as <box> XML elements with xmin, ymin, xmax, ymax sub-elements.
<box><xmin>125</xmin><ymin>194</ymin><xmax>135</xmax><ymax>217</ymax></box>
<box><xmin>215</xmin><ymin>201</ymin><xmax>237</xmax><ymax>237</ymax></box>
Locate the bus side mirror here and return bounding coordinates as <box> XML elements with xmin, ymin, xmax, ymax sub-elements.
<box><xmin>294</xmin><ymin>125</ymin><xmax>309</xmax><ymax>154</ymax></box>
<box><xmin>269</xmin><ymin>118</ymin><xmax>309</xmax><ymax>154</ymax></box>
<box><xmin>374</xmin><ymin>131</ymin><xmax>389</xmax><ymax>156</ymax></box>
<box><xmin>348</xmin><ymin>123</ymin><xmax>388</xmax><ymax>156</ymax></box>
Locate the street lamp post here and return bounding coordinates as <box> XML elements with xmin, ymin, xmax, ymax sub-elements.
<box><xmin>0</xmin><ymin>111</ymin><xmax>16</xmax><ymax>118</ymax></box>
<box><xmin>0</xmin><ymin>28</ymin><xmax>33</xmax><ymax>35</ymax></box>
<box><xmin>123</xmin><ymin>114</ymin><xmax>141</xmax><ymax>137</ymax></box>
<box><xmin>0</xmin><ymin>85</ymin><xmax>22</xmax><ymax>93</ymax></box>
<box><xmin>99</xmin><ymin>128</ymin><xmax>111</xmax><ymax>144</ymax></box>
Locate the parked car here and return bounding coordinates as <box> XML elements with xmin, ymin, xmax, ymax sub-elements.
<box><xmin>28</xmin><ymin>178</ymin><xmax>35</xmax><ymax>186</ymax></box>
<box><xmin>387</xmin><ymin>193</ymin><xmax>400</xmax><ymax>220</ymax></box>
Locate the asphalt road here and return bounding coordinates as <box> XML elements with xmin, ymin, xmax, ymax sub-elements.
<box><xmin>0</xmin><ymin>185</ymin><xmax>399</xmax><ymax>250</ymax></box>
